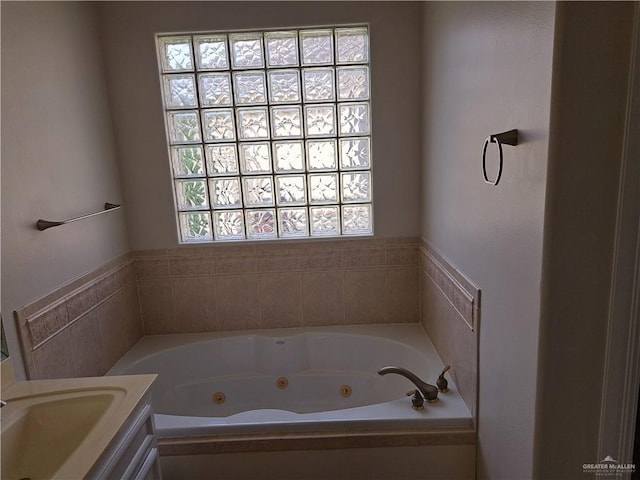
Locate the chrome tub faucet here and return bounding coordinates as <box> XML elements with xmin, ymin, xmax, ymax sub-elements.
<box><xmin>377</xmin><ymin>366</ymin><xmax>440</xmax><ymax>403</ymax></box>
<box><xmin>378</xmin><ymin>365</ymin><xmax>451</xmax><ymax>409</ymax></box>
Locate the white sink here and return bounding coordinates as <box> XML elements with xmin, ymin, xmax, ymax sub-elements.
<box><xmin>1</xmin><ymin>388</ymin><xmax>125</xmax><ymax>480</ymax></box>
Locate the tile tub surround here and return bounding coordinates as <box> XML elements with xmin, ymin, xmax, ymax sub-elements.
<box><xmin>14</xmin><ymin>253</ymin><xmax>144</xmax><ymax>380</ymax></box>
<box><xmin>419</xmin><ymin>240</ymin><xmax>480</xmax><ymax>422</ymax></box>
<box><xmin>11</xmin><ymin>234</ymin><xmax>480</xmax><ymax>428</ymax></box>
<box><xmin>135</xmin><ymin>237</ymin><xmax>421</xmax><ymax>334</ymax></box>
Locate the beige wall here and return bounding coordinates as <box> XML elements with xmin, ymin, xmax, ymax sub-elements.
<box><xmin>535</xmin><ymin>3</ymin><xmax>636</xmax><ymax>478</ymax></box>
<box><xmin>1</xmin><ymin>2</ymin><xmax>130</xmax><ymax>379</ymax></box>
<box><xmin>421</xmin><ymin>2</ymin><xmax>638</xmax><ymax>478</ymax></box>
<box><xmin>96</xmin><ymin>1</ymin><xmax>423</xmax><ymax>250</ymax></box>
<box><xmin>3</xmin><ymin>3</ymin><xmax>636</xmax><ymax>475</ymax></box>
<box><xmin>420</xmin><ymin>2</ymin><xmax>555</xmax><ymax>478</ymax></box>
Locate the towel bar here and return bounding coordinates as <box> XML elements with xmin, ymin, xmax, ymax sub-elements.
<box><xmin>36</xmin><ymin>203</ymin><xmax>121</xmax><ymax>231</ymax></box>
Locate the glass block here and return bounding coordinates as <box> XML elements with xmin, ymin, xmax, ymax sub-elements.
<box><xmin>171</xmin><ymin>146</ymin><xmax>204</xmax><ymax>177</ymax></box>
<box><xmin>276</xmin><ymin>175</ymin><xmax>306</xmax><ymax>205</ymax></box>
<box><xmin>302</xmin><ymin>68</ymin><xmax>335</xmax><ymax>102</ymax></box>
<box><xmin>209</xmin><ymin>177</ymin><xmax>242</xmax><ymax>209</ymax></box>
<box><xmin>279</xmin><ymin>207</ymin><xmax>309</xmax><ymax>237</ymax></box>
<box><xmin>271</xmin><ymin>106</ymin><xmax>302</xmax><ymax>138</ymax></box>
<box><xmin>300</xmin><ymin>29</ymin><xmax>334</xmax><ymax>65</ymax></box>
<box><xmin>237</xmin><ymin>107</ymin><xmax>270</xmax><ymax>140</ymax></box>
<box><xmin>308</xmin><ymin>173</ymin><xmax>338</xmax><ymax>204</ymax></box>
<box><xmin>304</xmin><ymin>105</ymin><xmax>336</xmax><ymax>137</ymax></box>
<box><xmin>175</xmin><ymin>179</ymin><xmax>209</xmax><ymax>210</ymax></box>
<box><xmin>180</xmin><ymin>212</ymin><xmax>213</xmax><ymax>242</ymax></box>
<box><xmin>265</xmin><ymin>31</ymin><xmax>299</xmax><ymax>67</ymax></box>
<box><xmin>243</xmin><ymin>176</ymin><xmax>274</xmax><ymax>207</ymax></box>
<box><xmin>336</xmin><ymin>27</ymin><xmax>369</xmax><ymax>64</ymax></box>
<box><xmin>246</xmin><ymin>209</ymin><xmax>277</xmax><ymax>239</ymax></box>
<box><xmin>199</xmin><ymin>73</ymin><xmax>232</xmax><ymax>107</ymax></box>
<box><xmin>239</xmin><ymin>142</ymin><xmax>272</xmax><ymax>174</ymax></box>
<box><xmin>229</xmin><ymin>33</ymin><xmax>264</xmax><ymax>69</ymax></box>
<box><xmin>306</xmin><ymin>139</ymin><xmax>337</xmax><ymax>171</ymax></box>
<box><xmin>213</xmin><ymin>210</ymin><xmax>245</xmax><ymax>240</ymax></box>
<box><xmin>167</xmin><ymin>111</ymin><xmax>201</xmax><ymax>144</ymax></box>
<box><xmin>340</xmin><ymin>137</ymin><xmax>371</xmax><ymax>170</ymax></box>
<box><xmin>342</xmin><ymin>204</ymin><xmax>372</xmax><ymax>235</ymax></box>
<box><xmin>194</xmin><ymin>35</ymin><xmax>229</xmax><ymax>70</ymax></box>
<box><xmin>310</xmin><ymin>206</ymin><xmax>340</xmax><ymax>236</ymax></box>
<box><xmin>164</xmin><ymin>74</ymin><xmax>198</xmax><ymax>108</ymax></box>
<box><xmin>234</xmin><ymin>72</ymin><xmax>267</xmax><ymax>105</ymax></box>
<box><xmin>159</xmin><ymin>37</ymin><xmax>194</xmax><ymax>72</ymax></box>
<box><xmin>338</xmin><ymin>103</ymin><xmax>370</xmax><ymax>136</ymax></box>
<box><xmin>268</xmin><ymin>70</ymin><xmax>301</xmax><ymax>104</ymax></box>
<box><xmin>202</xmin><ymin>109</ymin><xmax>236</xmax><ymax>142</ymax></box>
<box><xmin>206</xmin><ymin>144</ymin><xmax>238</xmax><ymax>175</ymax></box>
<box><xmin>337</xmin><ymin>67</ymin><xmax>369</xmax><ymax>100</ymax></box>
<box><xmin>341</xmin><ymin>171</ymin><xmax>371</xmax><ymax>203</ymax></box>
<box><xmin>273</xmin><ymin>141</ymin><xmax>305</xmax><ymax>173</ymax></box>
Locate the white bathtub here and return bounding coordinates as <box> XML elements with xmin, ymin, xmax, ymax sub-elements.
<box><xmin>107</xmin><ymin>324</ymin><xmax>472</xmax><ymax>438</ymax></box>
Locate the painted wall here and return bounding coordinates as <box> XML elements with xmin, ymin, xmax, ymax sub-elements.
<box><xmin>97</xmin><ymin>1</ymin><xmax>423</xmax><ymax>250</ymax></box>
<box><xmin>420</xmin><ymin>2</ymin><xmax>555</xmax><ymax>478</ymax></box>
<box><xmin>1</xmin><ymin>2</ymin><xmax>130</xmax><ymax>378</ymax></box>
<box><xmin>535</xmin><ymin>3</ymin><xmax>636</xmax><ymax>477</ymax></box>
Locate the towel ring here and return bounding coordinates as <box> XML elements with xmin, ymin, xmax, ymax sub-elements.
<box><xmin>482</xmin><ymin>137</ymin><xmax>503</xmax><ymax>186</ymax></box>
<box><xmin>482</xmin><ymin>129</ymin><xmax>518</xmax><ymax>186</ymax></box>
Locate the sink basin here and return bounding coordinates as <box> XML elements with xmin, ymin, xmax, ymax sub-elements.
<box><xmin>1</xmin><ymin>389</ymin><xmax>125</xmax><ymax>480</ymax></box>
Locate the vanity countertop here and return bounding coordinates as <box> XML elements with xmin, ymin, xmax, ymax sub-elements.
<box><xmin>1</xmin><ymin>359</ymin><xmax>156</xmax><ymax>480</ymax></box>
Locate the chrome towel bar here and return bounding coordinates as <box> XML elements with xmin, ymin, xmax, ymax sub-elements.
<box><xmin>36</xmin><ymin>202</ymin><xmax>121</xmax><ymax>231</ymax></box>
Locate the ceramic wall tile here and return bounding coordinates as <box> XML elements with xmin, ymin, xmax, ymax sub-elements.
<box><xmin>138</xmin><ymin>278</ymin><xmax>173</xmax><ymax>334</ymax></box>
<box><xmin>69</xmin><ymin>310</ymin><xmax>106</xmax><ymax>377</ymax></box>
<box><xmin>171</xmin><ymin>277</ymin><xmax>217</xmax><ymax>333</ymax></box>
<box><xmin>27</xmin><ymin>302</ymin><xmax>69</xmax><ymax>347</ymax></box>
<box><xmin>66</xmin><ymin>285</ymin><xmax>98</xmax><ymax>321</ymax></box>
<box><xmin>135</xmin><ymin>238</ymin><xmax>422</xmax><ymax>333</ymax></box>
<box><xmin>344</xmin><ymin>269</ymin><xmax>387</xmax><ymax>324</ymax></box>
<box><xmin>13</xmin><ymin>256</ymin><xmax>144</xmax><ymax>380</ymax></box>
<box><xmin>259</xmin><ymin>272</ymin><xmax>304</xmax><ymax>328</ymax></box>
<box><xmin>384</xmin><ymin>267</ymin><xmax>420</xmax><ymax>323</ymax></box>
<box><xmin>32</xmin><ymin>329</ymin><xmax>77</xmax><ymax>379</ymax></box>
<box><xmin>419</xmin><ymin>242</ymin><xmax>479</xmax><ymax>423</ymax></box>
<box><xmin>299</xmin><ymin>249</ymin><xmax>343</xmax><ymax>270</ymax></box>
<box><xmin>214</xmin><ymin>275</ymin><xmax>261</xmax><ymax>331</ymax></box>
<box><xmin>136</xmin><ymin>257</ymin><xmax>171</xmax><ymax>278</ymax></box>
<box><xmin>342</xmin><ymin>247</ymin><xmax>386</xmax><ymax>268</ymax></box>
<box><xmin>302</xmin><ymin>270</ymin><xmax>345</xmax><ymax>326</ymax></box>
<box><xmin>15</xmin><ymin>238</ymin><xmax>439</xmax><ymax>380</ymax></box>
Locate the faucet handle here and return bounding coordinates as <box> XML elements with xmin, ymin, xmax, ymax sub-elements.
<box><xmin>406</xmin><ymin>390</ymin><xmax>425</xmax><ymax>411</ymax></box>
<box><xmin>437</xmin><ymin>365</ymin><xmax>451</xmax><ymax>392</ymax></box>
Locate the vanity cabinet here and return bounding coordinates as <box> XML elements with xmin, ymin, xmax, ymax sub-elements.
<box><xmin>88</xmin><ymin>393</ymin><xmax>162</xmax><ymax>480</ymax></box>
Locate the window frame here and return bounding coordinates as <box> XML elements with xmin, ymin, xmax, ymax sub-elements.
<box><xmin>155</xmin><ymin>24</ymin><xmax>374</xmax><ymax>244</ymax></box>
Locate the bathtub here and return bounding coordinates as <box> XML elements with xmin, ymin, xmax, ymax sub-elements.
<box><xmin>107</xmin><ymin>324</ymin><xmax>472</xmax><ymax>438</ymax></box>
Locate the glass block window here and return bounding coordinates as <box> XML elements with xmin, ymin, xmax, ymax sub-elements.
<box><xmin>157</xmin><ymin>26</ymin><xmax>372</xmax><ymax>242</ymax></box>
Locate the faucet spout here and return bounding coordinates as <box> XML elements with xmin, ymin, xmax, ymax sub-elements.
<box><xmin>377</xmin><ymin>366</ymin><xmax>439</xmax><ymax>402</ymax></box>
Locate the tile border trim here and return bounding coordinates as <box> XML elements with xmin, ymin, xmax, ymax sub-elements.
<box><xmin>14</xmin><ymin>253</ymin><xmax>136</xmax><ymax>378</ymax></box>
<box><xmin>419</xmin><ymin>240</ymin><xmax>480</xmax><ymax>331</ymax></box>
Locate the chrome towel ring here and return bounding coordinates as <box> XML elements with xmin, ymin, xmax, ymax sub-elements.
<box><xmin>482</xmin><ymin>129</ymin><xmax>519</xmax><ymax>186</ymax></box>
